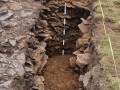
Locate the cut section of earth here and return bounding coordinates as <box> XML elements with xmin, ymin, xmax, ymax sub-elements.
<box><xmin>0</xmin><ymin>0</ymin><xmax>102</xmax><ymax>90</ymax></box>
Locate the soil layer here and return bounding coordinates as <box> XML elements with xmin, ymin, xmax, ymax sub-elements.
<box><xmin>43</xmin><ymin>55</ymin><xmax>80</xmax><ymax>90</ymax></box>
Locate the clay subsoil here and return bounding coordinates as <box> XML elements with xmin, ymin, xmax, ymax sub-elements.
<box><xmin>43</xmin><ymin>55</ymin><xmax>80</xmax><ymax>90</ymax></box>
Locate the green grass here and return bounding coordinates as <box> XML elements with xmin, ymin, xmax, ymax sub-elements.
<box><xmin>94</xmin><ymin>0</ymin><xmax>120</xmax><ymax>89</ymax></box>
<box><xmin>98</xmin><ymin>36</ymin><xmax>120</xmax><ymax>90</ymax></box>
<box><xmin>106</xmin><ymin>74</ymin><xmax>120</xmax><ymax>90</ymax></box>
<box><xmin>94</xmin><ymin>0</ymin><xmax>120</xmax><ymax>21</ymax></box>
<box><xmin>112</xmin><ymin>0</ymin><xmax>120</xmax><ymax>5</ymax></box>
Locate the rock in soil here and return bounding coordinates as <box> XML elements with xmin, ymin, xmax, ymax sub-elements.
<box><xmin>9</xmin><ymin>39</ymin><xmax>17</xmax><ymax>46</ymax></box>
<box><xmin>76</xmin><ymin>53</ymin><xmax>90</xmax><ymax>66</ymax></box>
<box><xmin>0</xmin><ymin>6</ymin><xmax>8</xmax><ymax>15</ymax></box>
<box><xmin>78</xmin><ymin>23</ymin><xmax>89</xmax><ymax>34</ymax></box>
<box><xmin>0</xmin><ymin>10</ymin><xmax>14</xmax><ymax>21</ymax></box>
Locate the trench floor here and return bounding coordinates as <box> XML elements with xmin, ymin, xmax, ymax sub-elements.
<box><xmin>43</xmin><ymin>55</ymin><xmax>80</xmax><ymax>90</ymax></box>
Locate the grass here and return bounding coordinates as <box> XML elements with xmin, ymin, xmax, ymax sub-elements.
<box><xmin>94</xmin><ymin>0</ymin><xmax>120</xmax><ymax>21</ymax></box>
<box><xmin>98</xmin><ymin>35</ymin><xmax>120</xmax><ymax>90</ymax></box>
<box><xmin>93</xmin><ymin>0</ymin><xmax>120</xmax><ymax>89</ymax></box>
<box><xmin>106</xmin><ymin>74</ymin><xmax>120</xmax><ymax>90</ymax></box>
<box><xmin>112</xmin><ymin>0</ymin><xmax>120</xmax><ymax>5</ymax></box>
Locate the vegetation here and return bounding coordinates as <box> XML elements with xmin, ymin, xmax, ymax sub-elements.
<box><xmin>93</xmin><ymin>0</ymin><xmax>120</xmax><ymax>89</ymax></box>
<box><xmin>94</xmin><ymin>0</ymin><xmax>120</xmax><ymax>21</ymax></box>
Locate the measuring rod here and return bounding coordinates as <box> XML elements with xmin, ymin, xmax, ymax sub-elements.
<box><xmin>62</xmin><ymin>3</ymin><xmax>67</xmax><ymax>55</ymax></box>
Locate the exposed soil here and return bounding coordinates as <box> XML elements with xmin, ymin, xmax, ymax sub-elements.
<box><xmin>0</xmin><ymin>0</ymin><xmax>102</xmax><ymax>90</ymax></box>
<box><xmin>38</xmin><ymin>1</ymin><xmax>91</xmax><ymax>90</ymax></box>
<box><xmin>37</xmin><ymin>0</ymin><xmax>93</xmax><ymax>90</ymax></box>
<box><xmin>43</xmin><ymin>55</ymin><xmax>80</xmax><ymax>90</ymax></box>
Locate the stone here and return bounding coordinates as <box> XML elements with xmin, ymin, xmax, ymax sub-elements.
<box><xmin>10</xmin><ymin>2</ymin><xmax>22</xmax><ymax>10</ymax></box>
<box><xmin>35</xmin><ymin>75</ymin><xmax>44</xmax><ymax>90</ymax></box>
<box><xmin>79</xmin><ymin>46</ymin><xmax>86</xmax><ymax>53</ymax></box>
<box><xmin>21</xmin><ymin>10</ymin><xmax>33</xmax><ymax>17</ymax></box>
<box><xmin>25</xmin><ymin>60</ymin><xmax>34</xmax><ymax>72</ymax></box>
<box><xmin>35</xmin><ymin>76</ymin><xmax>44</xmax><ymax>83</ymax></box>
<box><xmin>38</xmin><ymin>54</ymin><xmax>48</xmax><ymax>73</ymax></box>
<box><xmin>82</xmin><ymin>33</ymin><xmax>91</xmax><ymax>39</ymax></box>
<box><xmin>79</xmin><ymin>71</ymin><xmax>92</xmax><ymax>87</ymax></box>
<box><xmin>16</xmin><ymin>53</ymin><xmax>26</xmax><ymax>65</ymax></box>
<box><xmin>79</xmin><ymin>75</ymin><xmax>84</xmax><ymax>82</ymax></box>
<box><xmin>0</xmin><ymin>10</ymin><xmax>14</xmax><ymax>21</ymax></box>
<box><xmin>38</xmin><ymin>46</ymin><xmax>46</xmax><ymax>53</ymax></box>
<box><xmin>38</xmin><ymin>33</ymin><xmax>50</xmax><ymax>38</ymax></box>
<box><xmin>40</xmin><ymin>20</ymin><xmax>48</xmax><ymax>28</ymax></box>
<box><xmin>0</xmin><ymin>53</ymin><xmax>6</xmax><ymax>58</ymax></box>
<box><xmin>76</xmin><ymin>38</ymin><xmax>83</xmax><ymax>48</ymax></box>
<box><xmin>72</xmin><ymin>1</ymin><xmax>84</xmax><ymax>7</ymax></box>
<box><xmin>80</xmin><ymin>18</ymin><xmax>89</xmax><ymax>25</ymax></box>
<box><xmin>0</xmin><ymin>29</ymin><xmax>4</xmax><ymax>32</ymax></box>
<box><xmin>84</xmin><ymin>47</ymin><xmax>90</xmax><ymax>53</ymax></box>
<box><xmin>44</xmin><ymin>35</ymin><xmax>52</xmax><ymax>41</ymax></box>
<box><xmin>73</xmin><ymin>50</ymin><xmax>81</xmax><ymax>55</ymax></box>
<box><xmin>0</xmin><ymin>80</ymin><xmax>12</xmax><ymax>87</ymax></box>
<box><xmin>42</xmin><ymin>5</ymin><xmax>51</xmax><ymax>11</ymax></box>
<box><xmin>15</xmin><ymin>36</ymin><xmax>26</xmax><ymax>41</ymax></box>
<box><xmin>9</xmin><ymin>39</ymin><xmax>16</xmax><ymax>46</ymax></box>
<box><xmin>78</xmin><ymin>23</ymin><xmax>89</xmax><ymax>34</ymax></box>
<box><xmin>51</xmin><ymin>21</ymin><xmax>62</xmax><ymax>27</ymax></box>
<box><xmin>25</xmin><ymin>66</ymin><xmax>33</xmax><ymax>72</ymax></box>
<box><xmin>69</xmin><ymin>57</ymin><xmax>76</xmax><ymax>68</ymax></box>
<box><xmin>72</xmin><ymin>1</ymin><xmax>90</xmax><ymax>11</ymax></box>
<box><xmin>76</xmin><ymin>53</ymin><xmax>90</xmax><ymax>66</ymax></box>
<box><xmin>32</xmin><ymin>52</ymin><xmax>45</xmax><ymax>73</ymax></box>
<box><xmin>0</xmin><ymin>0</ymin><xmax>8</xmax><ymax>2</ymax></box>
<box><xmin>27</xmin><ymin>32</ymin><xmax>35</xmax><ymax>36</ymax></box>
<box><xmin>7</xmin><ymin>69</ymin><xmax>16</xmax><ymax>76</ymax></box>
<box><xmin>0</xmin><ymin>6</ymin><xmax>8</xmax><ymax>15</ymax></box>
<box><xmin>32</xmin><ymin>86</ymin><xmax>40</xmax><ymax>90</ymax></box>
<box><xmin>30</xmin><ymin>51</ymin><xmax>40</xmax><ymax>60</ymax></box>
<box><xmin>1</xmin><ymin>21</ymin><xmax>11</xmax><ymax>28</ymax></box>
<box><xmin>87</xmin><ymin>16</ymin><xmax>92</xmax><ymax>21</ymax></box>
<box><xmin>18</xmin><ymin>42</ymin><xmax>25</xmax><ymax>49</ymax></box>
<box><xmin>0</xmin><ymin>58</ymin><xmax>25</xmax><ymax>80</ymax></box>
<box><xmin>12</xmin><ymin>61</ymin><xmax>25</xmax><ymax>76</ymax></box>
<box><xmin>65</xmin><ymin>3</ymin><xmax>75</xmax><ymax>8</ymax></box>
<box><xmin>82</xmin><ymin>38</ymin><xmax>90</xmax><ymax>45</ymax></box>
<box><xmin>39</xmin><ymin>41</ymin><xmax>47</xmax><ymax>48</ymax></box>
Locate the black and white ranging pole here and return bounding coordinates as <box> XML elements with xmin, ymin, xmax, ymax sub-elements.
<box><xmin>62</xmin><ymin>3</ymin><xmax>67</xmax><ymax>55</ymax></box>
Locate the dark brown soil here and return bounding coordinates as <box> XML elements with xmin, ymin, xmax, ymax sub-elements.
<box><xmin>43</xmin><ymin>55</ymin><xmax>80</xmax><ymax>90</ymax></box>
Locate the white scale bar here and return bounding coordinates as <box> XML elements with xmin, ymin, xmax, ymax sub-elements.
<box><xmin>62</xmin><ymin>3</ymin><xmax>67</xmax><ymax>55</ymax></box>
<box><xmin>64</xmin><ymin>19</ymin><xmax>66</xmax><ymax>25</ymax></box>
<box><xmin>62</xmin><ymin>50</ymin><xmax>65</xmax><ymax>55</ymax></box>
<box><xmin>63</xmin><ymin>28</ymin><xmax>65</xmax><ymax>35</ymax></box>
<box><xmin>63</xmin><ymin>39</ymin><xmax>65</xmax><ymax>45</ymax></box>
<box><xmin>64</xmin><ymin>3</ymin><xmax>67</xmax><ymax>14</ymax></box>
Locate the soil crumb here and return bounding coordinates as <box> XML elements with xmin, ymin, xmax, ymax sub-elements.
<box><xmin>43</xmin><ymin>55</ymin><xmax>80</xmax><ymax>90</ymax></box>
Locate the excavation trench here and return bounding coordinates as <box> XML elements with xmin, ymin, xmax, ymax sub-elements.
<box><xmin>38</xmin><ymin>1</ymin><xmax>90</xmax><ymax>90</ymax></box>
<box><xmin>41</xmin><ymin>4</ymin><xmax>90</xmax><ymax>55</ymax></box>
<box><xmin>27</xmin><ymin>1</ymin><xmax>97</xmax><ymax>90</ymax></box>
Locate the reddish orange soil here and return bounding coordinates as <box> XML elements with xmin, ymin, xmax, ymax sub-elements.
<box><xmin>43</xmin><ymin>55</ymin><xmax>80</xmax><ymax>90</ymax></box>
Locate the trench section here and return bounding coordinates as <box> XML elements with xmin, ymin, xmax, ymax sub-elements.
<box><xmin>39</xmin><ymin>1</ymin><xmax>91</xmax><ymax>90</ymax></box>
<box><xmin>40</xmin><ymin>2</ymin><xmax>90</xmax><ymax>55</ymax></box>
<box><xmin>24</xmin><ymin>0</ymin><xmax>100</xmax><ymax>90</ymax></box>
